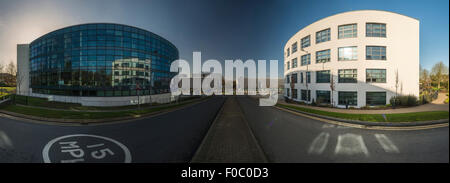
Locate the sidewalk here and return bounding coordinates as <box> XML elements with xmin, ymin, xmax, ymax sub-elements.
<box><xmin>191</xmin><ymin>97</ymin><xmax>267</xmax><ymax>163</ymax></box>
<box><xmin>277</xmin><ymin>99</ymin><xmax>449</xmax><ymax>114</ymax></box>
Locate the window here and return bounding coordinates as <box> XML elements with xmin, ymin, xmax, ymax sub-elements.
<box><xmin>286</xmin><ymin>75</ymin><xmax>290</xmax><ymax>83</ymax></box>
<box><xmin>366</xmin><ymin>69</ymin><xmax>386</xmax><ymax>83</ymax></box>
<box><xmin>292</xmin><ymin>73</ymin><xmax>298</xmax><ymax>83</ymax></box>
<box><xmin>300</xmin><ymin>72</ymin><xmax>304</xmax><ymax>83</ymax></box>
<box><xmin>286</xmin><ymin>89</ymin><xmax>290</xmax><ymax>97</ymax></box>
<box><xmin>366</xmin><ymin>46</ymin><xmax>386</xmax><ymax>60</ymax></box>
<box><xmin>301</xmin><ymin>35</ymin><xmax>310</xmax><ymax>48</ymax></box>
<box><xmin>338</xmin><ymin>91</ymin><xmax>357</xmax><ymax>106</ymax></box>
<box><xmin>338</xmin><ymin>69</ymin><xmax>357</xmax><ymax>83</ymax></box>
<box><xmin>292</xmin><ymin>89</ymin><xmax>298</xmax><ymax>99</ymax></box>
<box><xmin>316</xmin><ymin>28</ymin><xmax>330</xmax><ymax>44</ymax></box>
<box><xmin>286</xmin><ymin>61</ymin><xmax>290</xmax><ymax>70</ymax></box>
<box><xmin>316</xmin><ymin>49</ymin><xmax>330</xmax><ymax>63</ymax></box>
<box><xmin>301</xmin><ymin>54</ymin><xmax>311</xmax><ymax>66</ymax></box>
<box><xmin>292</xmin><ymin>58</ymin><xmax>298</xmax><ymax>68</ymax></box>
<box><xmin>316</xmin><ymin>90</ymin><xmax>331</xmax><ymax>104</ymax></box>
<box><xmin>292</xmin><ymin>42</ymin><xmax>298</xmax><ymax>53</ymax></box>
<box><xmin>338</xmin><ymin>46</ymin><xmax>357</xmax><ymax>61</ymax></box>
<box><xmin>301</xmin><ymin>90</ymin><xmax>311</xmax><ymax>101</ymax></box>
<box><xmin>287</xmin><ymin>48</ymin><xmax>290</xmax><ymax>57</ymax></box>
<box><xmin>366</xmin><ymin>23</ymin><xmax>386</xmax><ymax>37</ymax></box>
<box><xmin>366</xmin><ymin>92</ymin><xmax>386</xmax><ymax>106</ymax></box>
<box><xmin>338</xmin><ymin>24</ymin><xmax>357</xmax><ymax>39</ymax></box>
<box><xmin>306</xmin><ymin>72</ymin><xmax>311</xmax><ymax>83</ymax></box>
<box><xmin>316</xmin><ymin>70</ymin><xmax>330</xmax><ymax>83</ymax></box>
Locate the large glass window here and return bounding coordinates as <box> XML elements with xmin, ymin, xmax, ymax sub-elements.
<box><xmin>301</xmin><ymin>35</ymin><xmax>310</xmax><ymax>48</ymax></box>
<box><xmin>316</xmin><ymin>90</ymin><xmax>331</xmax><ymax>104</ymax></box>
<box><xmin>301</xmin><ymin>89</ymin><xmax>311</xmax><ymax>101</ymax></box>
<box><xmin>338</xmin><ymin>91</ymin><xmax>357</xmax><ymax>106</ymax></box>
<box><xmin>366</xmin><ymin>23</ymin><xmax>386</xmax><ymax>37</ymax></box>
<box><xmin>338</xmin><ymin>24</ymin><xmax>357</xmax><ymax>39</ymax></box>
<box><xmin>29</xmin><ymin>23</ymin><xmax>178</xmax><ymax>96</ymax></box>
<box><xmin>292</xmin><ymin>58</ymin><xmax>298</xmax><ymax>68</ymax></box>
<box><xmin>338</xmin><ymin>69</ymin><xmax>357</xmax><ymax>83</ymax></box>
<box><xmin>286</xmin><ymin>61</ymin><xmax>290</xmax><ymax>70</ymax></box>
<box><xmin>316</xmin><ymin>49</ymin><xmax>330</xmax><ymax>63</ymax></box>
<box><xmin>292</xmin><ymin>89</ymin><xmax>298</xmax><ymax>99</ymax></box>
<box><xmin>366</xmin><ymin>69</ymin><xmax>386</xmax><ymax>83</ymax></box>
<box><xmin>300</xmin><ymin>72</ymin><xmax>304</xmax><ymax>83</ymax></box>
<box><xmin>292</xmin><ymin>42</ymin><xmax>298</xmax><ymax>54</ymax></box>
<box><xmin>338</xmin><ymin>46</ymin><xmax>357</xmax><ymax>61</ymax></box>
<box><xmin>292</xmin><ymin>73</ymin><xmax>298</xmax><ymax>83</ymax></box>
<box><xmin>316</xmin><ymin>28</ymin><xmax>331</xmax><ymax>44</ymax></box>
<box><xmin>316</xmin><ymin>70</ymin><xmax>330</xmax><ymax>83</ymax></box>
<box><xmin>366</xmin><ymin>92</ymin><xmax>386</xmax><ymax>106</ymax></box>
<box><xmin>366</xmin><ymin>46</ymin><xmax>386</xmax><ymax>60</ymax></box>
<box><xmin>301</xmin><ymin>54</ymin><xmax>311</xmax><ymax>66</ymax></box>
<box><xmin>306</xmin><ymin>72</ymin><xmax>311</xmax><ymax>83</ymax></box>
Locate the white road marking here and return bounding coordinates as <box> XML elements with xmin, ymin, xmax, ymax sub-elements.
<box><xmin>43</xmin><ymin>134</ymin><xmax>131</xmax><ymax>163</ymax></box>
<box><xmin>308</xmin><ymin>132</ymin><xmax>330</xmax><ymax>155</ymax></box>
<box><xmin>375</xmin><ymin>134</ymin><xmax>400</xmax><ymax>153</ymax></box>
<box><xmin>322</xmin><ymin>124</ymin><xmax>335</xmax><ymax>128</ymax></box>
<box><xmin>0</xmin><ymin>130</ymin><xmax>13</xmax><ymax>148</ymax></box>
<box><xmin>335</xmin><ymin>133</ymin><xmax>369</xmax><ymax>157</ymax></box>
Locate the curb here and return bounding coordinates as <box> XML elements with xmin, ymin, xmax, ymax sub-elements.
<box><xmin>275</xmin><ymin>105</ymin><xmax>449</xmax><ymax>127</ymax></box>
<box><xmin>0</xmin><ymin>97</ymin><xmax>210</xmax><ymax>125</ymax></box>
<box><xmin>190</xmin><ymin>97</ymin><xmax>226</xmax><ymax>163</ymax></box>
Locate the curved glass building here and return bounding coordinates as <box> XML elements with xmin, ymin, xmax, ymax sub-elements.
<box><xmin>28</xmin><ymin>23</ymin><xmax>178</xmax><ymax>98</ymax></box>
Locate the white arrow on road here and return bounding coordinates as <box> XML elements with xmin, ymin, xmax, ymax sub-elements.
<box><xmin>308</xmin><ymin>132</ymin><xmax>330</xmax><ymax>155</ymax></box>
<box><xmin>375</xmin><ymin>134</ymin><xmax>400</xmax><ymax>153</ymax></box>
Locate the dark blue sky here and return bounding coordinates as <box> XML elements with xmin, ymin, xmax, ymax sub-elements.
<box><xmin>0</xmin><ymin>0</ymin><xmax>448</xmax><ymax>77</ymax></box>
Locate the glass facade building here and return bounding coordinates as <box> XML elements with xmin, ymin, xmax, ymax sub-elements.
<box><xmin>29</xmin><ymin>23</ymin><xmax>178</xmax><ymax>97</ymax></box>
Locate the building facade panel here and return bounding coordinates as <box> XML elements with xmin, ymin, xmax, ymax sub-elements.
<box><xmin>284</xmin><ymin>10</ymin><xmax>419</xmax><ymax>108</ymax></box>
<box><xmin>19</xmin><ymin>23</ymin><xmax>179</xmax><ymax>106</ymax></box>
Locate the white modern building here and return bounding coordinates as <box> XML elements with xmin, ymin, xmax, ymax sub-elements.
<box><xmin>283</xmin><ymin>10</ymin><xmax>419</xmax><ymax>108</ymax></box>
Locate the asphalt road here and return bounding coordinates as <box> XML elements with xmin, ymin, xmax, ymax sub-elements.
<box><xmin>237</xmin><ymin>96</ymin><xmax>449</xmax><ymax>163</ymax></box>
<box><xmin>0</xmin><ymin>95</ymin><xmax>448</xmax><ymax>163</ymax></box>
<box><xmin>0</xmin><ymin>96</ymin><xmax>226</xmax><ymax>163</ymax></box>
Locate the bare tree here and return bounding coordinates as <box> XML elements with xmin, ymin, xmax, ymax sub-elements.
<box><xmin>330</xmin><ymin>74</ymin><xmax>335</xmax><ymax>107</ymax></box>
<box><xmin>431</xmin><ymin>61</ymin><xmax>449</xmax><ymax>90</ymax></box>
<box><xmin>5</xmin><ymin>61</ymin><xmax>16</xmax><ymax>86</ymax></box>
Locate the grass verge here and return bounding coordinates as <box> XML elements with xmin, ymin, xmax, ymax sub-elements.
<box><xmin>0</xmin><ymin>99</ymin><xmax>201</xmax><ymax>120</ymax></box>
<box><xmin>276</xmin><ymin>103</ymin><xmax>449</xmax><ymax>122</ymax></box>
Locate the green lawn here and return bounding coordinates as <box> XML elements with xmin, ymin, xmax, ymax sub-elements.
<box><xmin>277</xmin><ymin>104</ymin><xmax>449</xmax><ymax>122</ymax></box>
<box><xmin>0</xmin><ymin>99</ymin><xmax>197</xmax><ymax>120</ymax></box>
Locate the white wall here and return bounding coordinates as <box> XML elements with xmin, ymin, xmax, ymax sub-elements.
<box><xmin>16</xmin><ymin>44</ymin><xmax>30</xmax><ymax>96</ymax></box>
<box><xmin>283</xmin><ymin>10</ymin><xmax>420</xmax><ymax>108</ymax></box>
<box><xmin>29</xmin><ymin>91</ymin><xmax>176</xmax><ymax>107</ymax></box>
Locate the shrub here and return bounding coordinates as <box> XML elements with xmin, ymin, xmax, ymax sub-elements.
<box><xmin>445</xmin><ymin>98</ymin><xmax>449</xmax><ymax>104</ymax></box>
<box><xmin>390</xmin><ymin>95</ymin><xmax>418</xmax><ymax>107</ymax></box>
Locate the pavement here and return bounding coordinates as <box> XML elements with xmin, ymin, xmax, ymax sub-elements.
<box><xmin>0</xmin><ymin>96</ymin><xmax>225</xmax><ymax>163</ymax></box>
<box><xmin>277</xmin><ymin>97</ymin><xmax>449</xmax><ymax>114</ymax></box>
<box><xmin>191</xmin><ymin>97</ymin><xmax>267</xmax><ymax>163</ymax></box>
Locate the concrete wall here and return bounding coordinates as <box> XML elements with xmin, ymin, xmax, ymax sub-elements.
<box><xmin>283</xmin><ymin>10</ymin><xmax>420</xmax><ymax>108</ymax></box>
<box><xmin>29</xmin><ymin>91</ymin><xmax>176</xmax><ymax>106</ymax></box>
<box><xmin>16</xmin><ymin>44</ymin><xmax>30</xmax><ymax>96</ymax></box>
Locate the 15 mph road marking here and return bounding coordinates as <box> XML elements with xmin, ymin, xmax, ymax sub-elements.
<box><xmin>43</xmin><ymin>134</ymin><xmax>131</xmax><ymax>163</ymax></box>
<box><xmin>375</xmin><ymin>134</ymin><xmax>400</xmax><ymax>153</ymax></box>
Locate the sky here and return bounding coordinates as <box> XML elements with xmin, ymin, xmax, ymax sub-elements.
<box><xmin>0</xmin><ymin>0</ymin><xmax>448</xmax><ymax>77</ymax></box>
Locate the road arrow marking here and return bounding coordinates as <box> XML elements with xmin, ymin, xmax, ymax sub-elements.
<box><xmin>308</xmin><ymin>132</ymin><xmax>329</xmax><ymax>155</ymax></box>
<box><xmin>335</xmin><ymin>133</ymin><xmax>369</xmax><ymax>157</ymax></box>
<box><xmin>375</xmin><ymin>134</ymin><xmax>400</xmax><ymax>153</ymax></box>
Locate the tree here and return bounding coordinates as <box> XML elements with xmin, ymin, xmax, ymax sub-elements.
<box><xmin>5</xmin><ymin>61</ymin><xmax>16</xmax><ymax>86</ymax></box>
<box><xmin>431</xmin><ymin>61</ymin><xmax>449</xmax><ymax>90</ymax></box>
